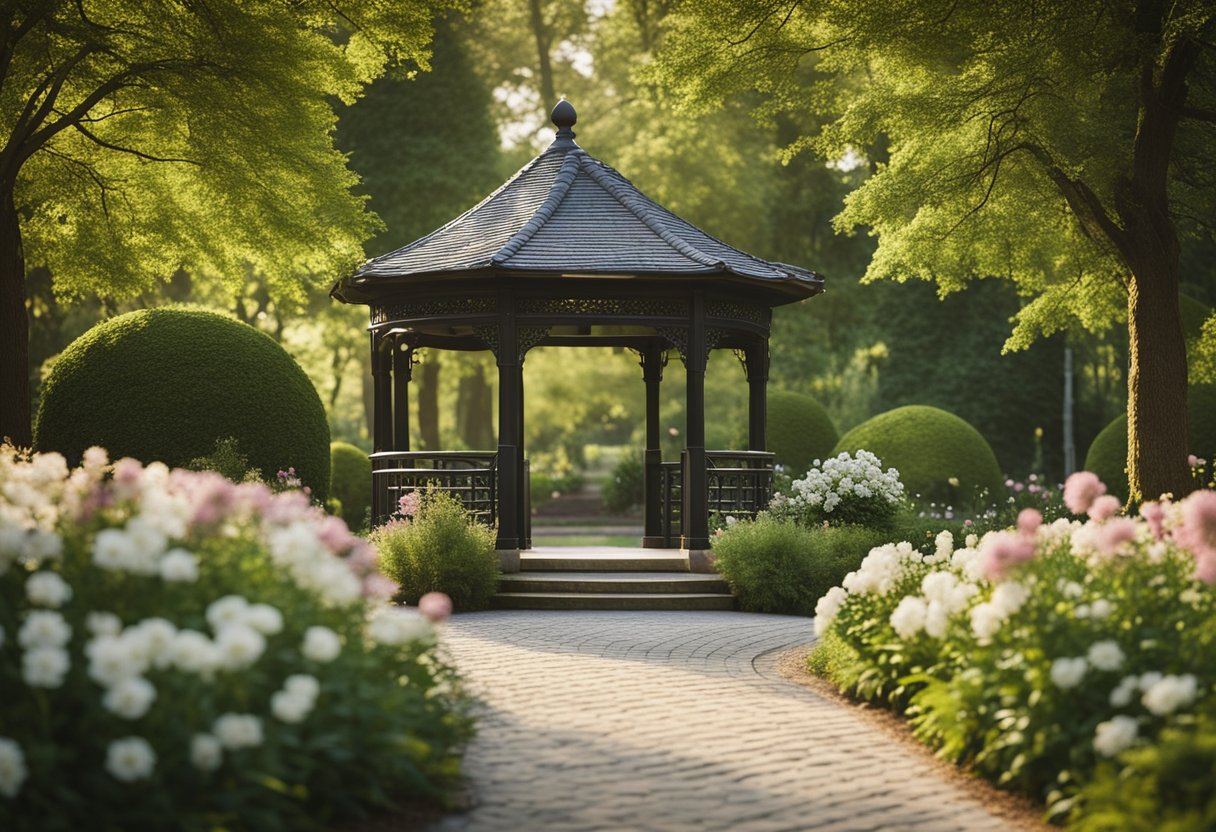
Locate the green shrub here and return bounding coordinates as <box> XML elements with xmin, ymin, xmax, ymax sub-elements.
<box><xmin>34</xmin><ymin>307</ymin><xmax>330</xmax><ymax>500</ymax></box>
<box><xmin>767</xmin><ymin>390</ymin><xmax>839</xmax><ymax>473</ymax></box>
<box><xmin>776</xmin><ymin>449</ymin><xmax>905</xmax><ymax>530</ymax></box>
<box><xmin>188</xmin><ymin>436</ymin><xmax>261</xmax><ymax>482</ymax></box>
<box><xmin>530</xmin><ymin>470</ymin><xmax>585</xmax><ymax>510</ymax></box>
<box><xmin>372</xmin><ymin>490</ymin><xmax>499</xmax><ymax>610</ymax></box>
<box><xmin>712</xmin><ymin>517</ymin><xmax>887</xmax><ymax>616</ymax></box>
<box><xmin>602</xmin><ymin>456</ymin><xmax>644</xmax><ymax>513</ymax></box>
<box><xmin>1084</xmin><ymin>384</ymin><xmax>1216</xmax><ymax>500</ymax></box>
<box><xmin>833</xmin><ymin>405</ymin><xmax>1003</xmax><ymax>505</ymax></box>
<box><xmin>330</xmin><ymin>441</ymin><xmax>372</xmax><ymax>531</ymax></box>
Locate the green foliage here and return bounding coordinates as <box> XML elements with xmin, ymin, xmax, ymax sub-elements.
<box><xmin>188</xmin><ymin>436</ymin><xmax>261</xmax><ymax>483</ymax></box>
<box><xmin>1085</xmin><ymin>384</ymin><xmax>1216</xmax><ymax>501</ymax></box>
<box><xmin>329</xmin><ymin>442</ymin><xmax>372</xmax><ymax>531</ymax></box>
<box><xmin>372</xmin><ymin>491</ymin><xmax>500</xmax><ymax>611</ymax></box>
<box><xmin>530</xmin><ymin>469</ymin><xmax>585</xmax><ymax>510</ymax></box>
<box><xmin>34</xmin><ymin>308</ymin><xmax>331</xmax><ymax>500</ymax></box>
<box><xmin>833</xmin><ymin>406</ymin><xmax>1003</xmax><ymax>505</ymax></box>
<box><xmin>712</xmin><ymin>517</ymin><xmax>886</xmax><ymax>616</ymax></box>
<box><xmin>766</xmin><ymin>390</ymin><xmax>839</xmax><ymax>474</ymax></box>
<box><xmin>602</xmin><ymin>456</ymin><xmax>645</xmax><ymax>514</ymax></box>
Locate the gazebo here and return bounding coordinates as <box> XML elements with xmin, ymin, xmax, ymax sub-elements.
<box><xmin>331</xmin><ymin>102</ymin><xmax>822</xmax><ymax>571</ymax></box>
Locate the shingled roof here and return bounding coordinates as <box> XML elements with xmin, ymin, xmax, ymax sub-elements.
<box><xmin>334</xmin><ymin>101</ymin><xmax>822</xmax><ymax>301</ymax></box>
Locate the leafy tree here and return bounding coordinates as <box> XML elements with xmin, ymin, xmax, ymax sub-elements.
<box><xmin>1</xmin><ymin>1</ymin><xmax>453</xmax><ymax>446</ymax></box>
<box><xmin>653</xmin><ymin>0</ymin><xmax>1216</xmax><ymax>501</ymax></box>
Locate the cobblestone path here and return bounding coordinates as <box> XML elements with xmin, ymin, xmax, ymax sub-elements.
<box><xmin>430</xmin><ymin>611</ymin><xmax>1017</xmax><ymax>832</ymax></box>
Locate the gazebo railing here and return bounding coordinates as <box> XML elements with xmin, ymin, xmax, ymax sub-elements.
<box><xmin>370</xmin><ymin>451</ymin><xmax>498</xmax><ymax>527</ymax></box>
<box><xmin>656</xmin><ymin>450</ymin><xmax>776</xmax><ymax>547</ymax></box>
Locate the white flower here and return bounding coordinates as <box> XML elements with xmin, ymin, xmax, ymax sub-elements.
<box><xmin>132</xmin><ymin>618</ymin><xmax>178</xmax><ymax>670</ymax></box>
<box><xmin>159</xmin><ymin>548</ymin><xmax>199</xmax><ymax>583</ymax></box>
<box><xmin>0</xmin><ymin>738</ymin><xmax>27</xmax><ymax>797</ymax></box>
<box><xmin>23</xmin><ymin>530</ymin><xmax>63</xmax><ymax>562</ymax></box>
<box><xmin>1087</xmin><ymin>640</ymin><xmax>1126</xmax><ymax>672</ymax></box>
<box><xmin>302</xmin><ymin>626</ymin><xmax>342</xmax><ymax>662</ymax></box>
<box><xmin>890</xmin><ymin>596</ymin><xmax>928</xmax><ymax>639</ymax></box>
<box><xmin>271</xmin><ymin>690</ymin><xmax>314</xmax><ymax>724</ymax></box>
<box><xmin>1058</xmin><ymin>580</ymin><xmax>1083</xmax><ymax>599</ymax></box>
<box><xmin>367</xmin><ymin>607</ymin><xmax>432</xmax><ymax>646</ymax></box>
<box><xmin>205</xmin><ymin>595</ymin><xmax>249</xmax><ymax>631</ymax></box>
<box><xmin>1137</xmin><ymin>671</ymin><xmax>1163</xmax><ymax>692</ymax></box>
<box><xmin>215</xmin><ymin>624</ymin><xmax>266</xmax><ymax>671</ymax></box>
<box><xmin>87</xmin><ymin>635</ymin><xmax>144</xmax><ymax>686</ymax></box>
<box><xmin>168</xmin><ymin>630</ymin><xmax>221</xmax><ymax>676</ymax></box>
<box><xmin>86</xmin><ymin>612</ymin><xmax>123</xmax><ymax>637</ymax></box>
<box><xmin>103</xmin><ymin>677</ymin><xmax>157</xmax><ymax>720</ymax></box>
<box><xmin>105</xmin><ymin>737</ymin><xmax>156</xmax><ymax>782</ymax></box>
<box><xmin>813</xmin><ymin>587</ymin><xmax>849</xmax><ymax>637</ymax></box>
<box><xmin>1093</xmin><ymin>715</ymin><xmax>1139</xmax><ymax>758</ymax></box>
<box><xmin>1110</xmin><ymin>675</ymin><xmax>1139</xmax><ymax>707</ymax></box>
<box><xmin>245</xmin><ymin>604</ymin><xmax>284</xmax><ymax>636</ymax></box>
<box><xmin>1142</xmin><ymin>674</ymin><xmax>1198</xmax><ymax>716</ymax></box>
<box><xmin>190</xmin><ymin>733</ymin><xmax>223</xmax><ymax>772</ymax></box>
<box><xmin>1050</xmin><ymin>657</ymin><xmax>1088</xmax><ymax>690</ymax></box>
<box><xmin>213</xmin><ymin>714</ymin><xmax>263</xmax><ymax>750</ymax></box>
<box><xmin>284</xmin><ymin>674</ymin><xmax>321</xmax><ymax>701</ymax></box>
<box><xmin>25</xmin><ymin>571</ymin><xmax>72</xmax><ymax>607</ymax></box>
<box><xmin>18</xmin><ymin>610</ymin><xmax>71</xmax><ymax>649</ymax></box>
<box><xmin>22</xmin><ymin>646</ymin><xmax>70</xmax><ymax>688</ymax></box>
<box><xmin>1090</xmin><ymin>599</ymin><xmax>1113</xmax><ymax>619</ymax></box>
<box><xmin>990</xmin><ymin>582</ymin><xmax>1030</xmax><ymax>617</ymax></box>
<box><xmin>924</xmin><ymin>600</ymin><xmax>950</xmax><ymax>638</ymax></box>
<box><xmin>970</xmin><ymin>602</ymin><xmax>1004</xmax><ymax>641</ymax></box>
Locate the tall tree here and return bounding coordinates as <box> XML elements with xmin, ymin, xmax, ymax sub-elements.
<box><xmin>1</xmin><ymin>1</ymin><xmax>452</xmax><ymax>445</ymax></box>
<box><xmin>654</xmin><ymin>0</ymin><xmax>1216</xmax><ymax>501</ymax></box>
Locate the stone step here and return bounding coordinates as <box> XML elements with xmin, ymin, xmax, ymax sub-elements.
<box><xmin>521</xmin><ymin>555</ymin><xmax>689</xmax><ymax>572</ymax></box>
<box><xmin>491</xmin><ymin>592</ymin><xmax>734</xmax><ymax>611</ymax></box>
<box><xmin>499</xmin><ymin>572</ymin><xmax>729</xmax><ymax>594</ymax></box>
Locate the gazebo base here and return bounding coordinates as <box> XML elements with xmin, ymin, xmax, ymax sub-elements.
<box><xmin>684</xmin><ymin>548</ymin><xmax>718</xmax><ymax>574</ymax></box>
<box><xmin>496</xmin><ymin>548</ymin><xmax>521</xmax><ymax>574</ymax></box>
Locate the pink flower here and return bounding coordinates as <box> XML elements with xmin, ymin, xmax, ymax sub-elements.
<box><xmin>419</xmin><ymin>592</ymin><xmax>453</xmax><ymax>622</ymax></box>
<box><xmin>1088</xmin><ymin>494</ymin><xmax>1122</xmax><ymax>522</ymax></box>
<box><xmin>1028</xmin><ymin>483</ymin><xmax>1041</xmax><ymax>494</ymax></box>
<box><xmin>362</xmin><ymin>574</ymin><xmax>399</xmax><ymax>600</ymax></box>
<box><xmin>1017</xmin><ymin>508</ymin><xmax>1042</xmax><ymax>536</ymax></box>
<box><xmin>1140</xmin><ymin>500</ymin><xmax>1167</xmax><ymax>541</ymax></box>
<box><xmin>979</xmin><ymin>531</ymin><xmax>1036</xmax><ymax>581</ymax></box>
<box><xmin>964</xmin><ymin>519</ymin><xmax>973</xmax><ymax>527</ymax></box>
<box><xmin>397</xmin><ymin>491</ymin><xmax>421</xmax><ymax>517</ymax></box>
<box><xmin>346</xmin><ymin>541</ymin><xmax>379</xmax><ymax>573</ymax></box>
<box><xmin>1013</xmin><ymin>482</ymin><xmax>1025</xmax><ymax>492</ymax></box>
<box><xmin>316</xmin><ymin>515</ymin><xmax>356</xmax><ymax>554</ymax></box>
<box><xmin>1195</xmin><ymin>552</ymin><xmax>1216</xmax><ymax>585</ymax></box>
<box><xmin>1095</xmin><ymin>517</ymin><xmax>1138</xmax><ymax>556</ymax></box>
<box><xmin>190</xmin><ymin>473</ymin><xmax>237</xmax><ymax>526</ymax></box>
<box><xmin>1189</xmin><ymin>454</ymin><xmax>1201</xmax><ymax>468</ymax></box>
<box><xmin>1064</xmin><ymin>471</ymin><xmax>1107</xmax><ymax>515</ymax></box>
<box><xmin>1174</xmin><ymin>490</ymin><xmax>1216</xmax><ymax>562</ymax></box>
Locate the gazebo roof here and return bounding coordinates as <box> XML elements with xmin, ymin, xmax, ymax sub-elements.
<box><xmin>333</xmin><ymin>101</ymin><xmax>823</xmax><ymax>304</ymax></box>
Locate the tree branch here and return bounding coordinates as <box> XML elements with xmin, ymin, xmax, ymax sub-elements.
<box><xmin>1021</xmin><ymin>142</ymin><xmax>1132</xmax><ymax>260</ymax></box>
<box><xmin>71</xmin><ymin>122</ymin><xmax>199</xmax><ymax>165</ymax></box>
<box><xmin>1180</xmin><ymin>104</ymin><xmax>1216</xmax><ymax>123</ymax></box>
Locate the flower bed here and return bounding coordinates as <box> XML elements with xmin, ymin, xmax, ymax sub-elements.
<box><xmin>811</xmin><ymin>472</ymin><xmax>1216</xmax><ymax>825</ymax></box>
<box><xmin>0</xmin><ymin>446</ymin><xmax>471</xmax><ymax>830</ymax></box>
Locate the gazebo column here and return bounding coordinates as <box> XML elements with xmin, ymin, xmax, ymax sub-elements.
<box><xmin>640</xmin><ymin>345</ymin><xmax>666</xmax><ymax>548</ymax></box>
<box><xmin>684</xmin><ymin>293</ymin><xmax>713</xmax><ymax>569</ymax></box>
<box><xmin>746</xmin><ymin>341</ymin><xmax>769</xmax><ymax>451</ymax></box>
<box><xmin>393</xmin><ymin>340</ymin><xmax>413</xmax><ymax>451</ymax></box>
<box><xmin>371</xmin><ymin>331</ymin><xmax>393</xmax><ymax>453</ymax></box>
<box><xmin>494</xmin><ymin>295</ymin><xmax>522</xmax><ymax>571</ymax></box>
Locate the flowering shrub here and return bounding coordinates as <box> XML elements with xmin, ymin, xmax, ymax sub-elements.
<box><xmin>774</xmin><ymin>450</ymin><xmax>904</xmax><ymax>529</ymax></box>
<box><xmin>0</xmin><ymin>446</ymin><xmax>471</xmax><ymax>830</ymax></box>
<box><xmin>811</xmin><ymin>471</ymin><xmax>1216</xmax><ymax>823</ymax></box>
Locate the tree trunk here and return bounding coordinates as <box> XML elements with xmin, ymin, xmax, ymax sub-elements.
<box><xmin>417</xmin><ymin>357</ymin><xmax>440</xmax><ymax>450</ymax></box>
<box><xmin>0</xmin><ymin>192</ymin><xmax>30</xmax><ymax>447</ymax></box>
<box><xmin>527</xmin><ymin>0</ymin><xmax>556</xmax><ymax>107</ymax></box>
<box><xmin>1126</xmin><ymin>265</ymin><xmax>1191</xmax><ymax>502</ymax></box>
<box><xmin>457</xmin><ymin>363</ymin><xmax>494</xmax><ymax>449</ymax></box>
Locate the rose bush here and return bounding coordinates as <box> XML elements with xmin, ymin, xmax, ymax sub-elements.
<box><xmin>0</xmin><ymin>445</ymin><xmax>471</xmax><ymax>830</ymax></box>
<box><xmin>810</xmin><ymin>471</ymin><xmax>1215</xmax><ymax>824</ymax></box>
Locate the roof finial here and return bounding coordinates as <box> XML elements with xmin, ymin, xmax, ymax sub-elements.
<box><xmin>551</xmin><ymin>99</ymin><xmax>577</xmax><ymax>147</ymax></box>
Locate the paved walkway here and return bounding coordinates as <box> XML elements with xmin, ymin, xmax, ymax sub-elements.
<box><xmin>430</xmin><ymin>611</ymin><xmax>1018</xmax><ymax>832</ymax></box>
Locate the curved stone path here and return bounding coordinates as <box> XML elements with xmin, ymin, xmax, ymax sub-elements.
<box><xmin>430</xmin><ymin>611</ymin><xmax>1020</xmax><ymax>832</ymax></box>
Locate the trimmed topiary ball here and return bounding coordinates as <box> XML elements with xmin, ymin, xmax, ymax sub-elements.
<box><xmin>1084</xmin><ymin>384</ymin><xmax>1216</xmax><ymax>500</ymax></box>
<box><xmin>330</xmin><ymin>441</ymin><xmax>372</xmax><ymax>531</ymax></box>
<box><xmin>766</xmin><ymin>390</ymin><xmax>839</xmax><ymax>474</ymax></box>
<box><xmin>832</xmin><ymin>405</ymin><xmax>1003</xmax><ymax>505</ymax></box>
<box><xmin>35</xmin><ymin>307</ymin><xmax>330</xmax><ymax>499</ymax></box>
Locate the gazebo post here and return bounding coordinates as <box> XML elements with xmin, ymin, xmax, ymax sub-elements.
<box><xmin>684</xmin><ymin>292</ymin><xmax>712</xmax><ymax>569</ymax></box>
<box><xmin>393</xmin><ymin>340</ymin><xmax>413</xmax><ymax>452</ymax></box>
<box><xmin>494</xmin><ymin>293</ymin><xmax>522</xmax><ymax>572</ymax></box>
<box><xmin>640</xmin><ymin>344</ymin><xmax>665</xmax><ymax>548</ymax></box>
<box><xmin>747</xmin><ymin>340</ymin><xmax>768</xmax><ymax>452</ymax></box>
<box><xmin>371</xmin><ymin>331</ymin><xmax>393</xmax><ymax>454</ymax></box>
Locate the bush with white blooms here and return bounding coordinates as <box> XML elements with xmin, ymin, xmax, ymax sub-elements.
<box><xmin>811</xmin><ymin>471</ymin><xmax>1216</xmax><ymax>826</ymax></box>
<box><xmin>0</xmin><ymin>445</ymin><xmax>471</xmax><ymax>830</ymax></box>
<box><xmin>774</xmin><ymin>450</ymin><xmax>904</xmax><ymax>529</ymax></box>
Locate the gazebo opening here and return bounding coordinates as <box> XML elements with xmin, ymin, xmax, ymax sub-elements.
<box><xmin>331</xmin><ymin>101</ymin><xmax>823</xmax><ymax>571</ymax></box>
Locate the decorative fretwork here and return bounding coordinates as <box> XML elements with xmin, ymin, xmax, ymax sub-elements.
<box><xmin>706</xmin><ymin>299</ymin><xmax>767</xmax><ymax>326</ymax></box>
<box><xmin>706</xmin><ymin>327</ymin><xmax>726</xmax><ymax>355</ymax></box>
<box><xmin>655</xmin><ymin>325</ymin><xmax>687</xmax><ymax>359</ymax></box>
<box><xmin>518</xmin><ymin>297</ymin><xmax>687</xmax><ymax>318</ymax></box>
<box><xmin>473</xmin><ymin>325</ymin><xmax>499</xmax><ymax>356</ymax></box>
<box><xmin>633</xmin><ymin>346</ymin><xmax>669</xmax><ymax>382</ymax></box>
<box><xmin>518</xmin><ymin>326</ymin><xmax>552</xmax><ymax>362</ymax></box>
<box><xmin>372</xmin><ymin>297</ymin><xmax>495</xmax><ymax>324</ymax></box>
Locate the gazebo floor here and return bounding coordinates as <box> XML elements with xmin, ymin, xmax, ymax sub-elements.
<box><xmin>494</xmin><ymin>546</ymin><xmax>735</xmax><ymax>611</ymax></box>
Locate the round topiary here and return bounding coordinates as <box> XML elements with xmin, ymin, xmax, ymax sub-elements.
<box><xmin>1084</xmin><ymin>384</ymin><xmax>1216</xmax><ymax>500</ymax></box>
<box><xmin>832</xmin><ymin>405</ymin><xmax>1004</xmax><ymax>505</ymax></box>
<box><xmin>35</xmin><ymin>307</ymin><xmax>330</xmax><ymax>499</ymax></box>
<box><xmin>766</xmin><ymin>390</ymin><xmax>839</xmax><ymax>474</ymax></box>
<box><xmin>330</xmin><ymin>441</ymin><xmax>372</xmax><ymax>530</ymax></box>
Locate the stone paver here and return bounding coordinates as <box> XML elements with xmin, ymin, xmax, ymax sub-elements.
<box><xmin>429</xmin><ymin>611</ymin><xmax>1018</xmax><ymax>832</ymax></box>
